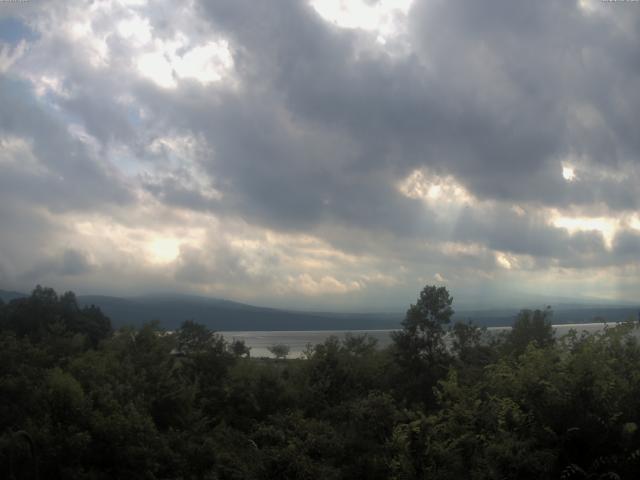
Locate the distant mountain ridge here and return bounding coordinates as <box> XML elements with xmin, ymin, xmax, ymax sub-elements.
<box><xmin>0</xmin><ymin>289</ymin><xmax>27</xmax><ymax>302</ymax></box>
<box><xmin>455</xmin><ymin>307</ymin><xmax>640</xmax><ymax>328</ymax></box>
<box><xmin>1</xmin><ymin>289</ymin><xmax>638</xmax><ymax>331</ymax></box>
<box><xmin>77</xmin><ymin>293</ymin><xmax>403</xmax><ymax>331</ymax></box>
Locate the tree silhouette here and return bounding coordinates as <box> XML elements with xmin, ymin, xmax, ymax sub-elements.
<box><xmin>391</xmin><ymin>285</ymin><xmax>454</xmax><ymax>406</ymax></box>
<box><xmin>268</xmin><ymin>344</ymin><xmax>290</xmax><ymax>360</ymax></box>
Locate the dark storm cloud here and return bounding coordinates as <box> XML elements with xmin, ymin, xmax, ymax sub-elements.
<box><xmin>172</xmin><ymin>0</ymin><xmax>640</xmax><ymax>229</ymax></box>
<box><xmin>126</xmin><ymin>0</ymin><xmax>439</xmax><ymax>238</ymax></box>
<box><xmin>408</xmin><ymin>0</ymin><xmax>640</xmax><ymax>205</ymax></box>
<box><xmin>135</xmin><ymin>81</ymin><xmax>438</xmax><ymax>237</ymax></box>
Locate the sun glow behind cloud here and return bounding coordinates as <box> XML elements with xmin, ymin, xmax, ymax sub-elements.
<box><xmin>136</xmin><ymin>37</ymin><xmax>234</xmax><ymax>89</ymax></box>
<box><xmin>148</xmin><ymin>237</ymin><xmax>181</xmax><ymax>264</ymax></box>
<box><xmin>398</xmin><ymin>169</ymin><xmax>473</xmax><ymax>205</ymax></box>
<box><xmin>309</xmin><ymin>0</ymin><xmax>413</xmax><ymax>43</ymax></box>
<box><xmin>72</xmin><ymin>215</ymin><xmax>206</xmax><ymax>267</ymax></box>
<box><xmin>551</xmin><ymin>212</ymin><xmax>618</xmax><ymax>248</ymax></box>
<box><xmin>496</xmin><ymin>252</ymin><xmax>513</xmax><ymax>270</ymax></box>
<box><xmin>562</xmin><ymin>165</ymin><xmax>576</xmax><ymax>181</ymax></box>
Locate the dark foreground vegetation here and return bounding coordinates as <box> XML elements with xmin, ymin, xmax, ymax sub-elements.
<box><xmin>2</xmin><ymin>285</ymin><xmax>640</xmax><ymax>479</ymax></box>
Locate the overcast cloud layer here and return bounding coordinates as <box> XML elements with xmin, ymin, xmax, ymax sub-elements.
<box><xmin>0</xmin><ymin>0</ymin><xmax>639</xmax><ymax>310</ymax></box>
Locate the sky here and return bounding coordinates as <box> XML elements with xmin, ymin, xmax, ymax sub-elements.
<box><xmin>0</xmin><ymin>0</ymin><xmax>639</xmax><ymax>312</ymax></box>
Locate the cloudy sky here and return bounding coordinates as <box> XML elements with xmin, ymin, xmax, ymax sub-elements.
<box><xmin>0</xmin><ymin>0</ymin><xmax>639</xmax><ymax>311</ymax></box>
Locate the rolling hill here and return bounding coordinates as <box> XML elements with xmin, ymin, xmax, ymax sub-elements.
<box><xmin>2</xmin><ymin>289</ymin><xmax>638</xmax><ymax>331</ymax></box>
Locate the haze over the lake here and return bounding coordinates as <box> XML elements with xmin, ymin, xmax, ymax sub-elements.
<box><xmin>1</xmin><ymin>0</ymin><xmax>639</xmax><ymax>311</ymax></box>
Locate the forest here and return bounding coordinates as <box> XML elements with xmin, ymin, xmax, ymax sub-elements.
<box><xmin>2</xmin><ymin>285</ymin><xmax>640</xmax><ymax>479</ymax></box>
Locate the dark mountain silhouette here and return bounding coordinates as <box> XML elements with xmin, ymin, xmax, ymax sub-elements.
<box><xmin>2</xmin><ymin>289</ymin><xmax>637</xmax><ymax>331</ymax></box>
<box><xmin>77</xmin><ymin>294</ymin><xmax>403</xmax><ymax>331</ymax></box>
<box><xmin>0</xmin><ymin>289</ymin><xmax>27</xmax><ymax>302</ymax></box>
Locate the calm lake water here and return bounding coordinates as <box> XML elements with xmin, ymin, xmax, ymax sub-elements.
<box><xmin>220</xmin><ymin>322</ymin><xmax>634</xmax><ymax>358</ymax></box>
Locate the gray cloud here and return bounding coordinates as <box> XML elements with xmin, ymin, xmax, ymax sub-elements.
<box><xmin>0</xmin><ymin>77</ymin><xmax>133</xmax><ymax>212</ymax></box>
<box><xmin>175</xmin><ymin>243</ymin><xmax>252</xmax><ymax>285</ymax></box>
<box><xmin>452</xmin><ymin>205</ymin><xmax>610</xmax><ymax>264</ymax></box>
<box><xmin>612</xmin><ymin>229</ymin><xmax>640</xmax><ymax>259</ymax></box>
<box><xmin>110</xmin><ymin>0</ymin><xmax>635</xmax><ymax>256</ymax></box>
<box><xmin>185</xmin><ymin>0</ymin><xmax>640</xmax><ymax>215</ymax></box>
<box><xmin>24</xmin><ymin>248</ymin><xmax>93</xmax><ymax>280</ymax></box>
<box><xmin>0</xmin><ymin>0</ymin><xmax>639</xmax><ymax>306</ymax></box>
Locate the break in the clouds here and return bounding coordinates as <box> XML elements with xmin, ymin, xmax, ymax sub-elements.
<box><xmin>0</xmin><ymin>0</ymin><xmax>639</xmax><ymax>310</ymax></box>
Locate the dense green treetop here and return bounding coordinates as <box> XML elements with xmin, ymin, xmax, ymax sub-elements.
<box><xmin>1</xmin><ymin>285</ymin><xmax>640</xmax><ymax>479</ymax></box>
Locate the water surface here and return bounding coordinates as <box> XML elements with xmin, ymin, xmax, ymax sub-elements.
<box><xmin>221</xmin><ymin>322</ymin><xmax>635</xmax><ymax>358</ymax></box>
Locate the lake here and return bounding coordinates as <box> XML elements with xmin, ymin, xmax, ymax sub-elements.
<box><xmin>220</xmin><ymin>322</ymin><xmax>635</xmax><ymax>358</ymax></box>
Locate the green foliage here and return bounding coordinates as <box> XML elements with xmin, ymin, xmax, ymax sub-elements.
<box><xmin>302</xmin><ymin>335</ymin><xmax>391</xmax><ymax>411</ymax></box>
<box><xmin>505</xmin><ymin>307</ymin><xmax>555</xmax><ymax>356</ymax></box>
<box><xmin>0</xmin><ymin>285</ymin><xmax>111</xmax><ymax>349</ymax></box>
<box><xmin>391</xmin><ymin>285</ymin><xmax>454</xmax><ymax>407</ymax></box>
<box><xmin>2</xmin><ymin>284</ymin><xmax>640</xmax><ymax>479</ymax></box>
<box><xmin>229</xmin><ymin>338</ymin><xmax>251</xmax><ymax>358</ymax></box>
<box><xmin>397</xmin><ymin>285</ymin><xmax>454</xmax><ymax>342</ymax></box>
<box><xmin>268</xmin><ymin>343</ymin><xmax>291</xmax><ymax>359</ymax></box>
<box><xmin>450</xmin><ymin>321</ymin><xmax>497</xmax><ymax>384</ymax></box>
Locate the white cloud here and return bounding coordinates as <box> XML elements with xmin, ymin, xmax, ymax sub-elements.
<box><xmin>137</xmin><ymin>49</ymin><xmax>175</xmax><ymax>88</ymax></box>
<box><xmin>117</xmin><ymin>15</ymin><xmax>152</xmax><ymax>46</ymax></box>
<box><xmin>551</xmin><ymin>212</ymin><xmax>618</xmax><ymax>248</ymax></box>
<box><xmin>173</xmin><ymin>40</ymin><xmax>234</xmax><ymax>84</ymax></box>
<box><xmin>137</xmin><ymin>36</ymin><xmax>234</xmax><ymax>88</ymax></box>
<box><xmin>309</xmin><ymin>0</ymin><xmax>413</xmax><ymax>39</ymax></box>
